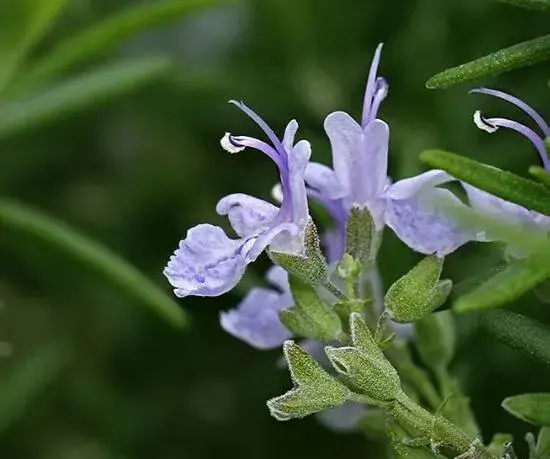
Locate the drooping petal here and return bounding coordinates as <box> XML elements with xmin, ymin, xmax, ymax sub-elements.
<box><xmin>164</xmin><ymin>224</ymin><xmax>255</xmax><ymax>297</ymax></box>
<box><xmin>385</xmin><ymin>170</ymin><xmax>454</xmax><ymax>200</ymax></box>
<box><xmin>220</xmin><ymin>265</ymin><xmax>293</xmax><ymax>349</ymax></box>
<box><xmin>385</xmin><ymin>175</ymin><xmax>476</xmax><ymax>255</ymax></box>
<box><xmin>216</xmin><ymin>194</ymin><xmax>278</xmax><ymax>238</ymax></box>
<box><xmin>219</xmin><ymin>287</ymin><xmax>292</xmax><ymax>349</ymax></box>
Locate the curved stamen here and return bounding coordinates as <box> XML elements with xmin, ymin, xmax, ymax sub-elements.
<box><xmin>229</xmin><ymin>100</ymin><xmax>287</xmax><ymax>158</ymax></box>
<box><xmin>368</xmin><ymin>77</ymin><xmax>389</xmax><ymax>122</ymax></box>
<box><xmin>470</xmin><ymin>88</ymin><xmax>550</xmax><ymax>137</ymax></box>
<box><xmin>361</xmin><ymin>43</ymin><xmax>384</xmax><ymax>128</ymax></box>
<box><xmin>474</xmin><ymin>111</ymin><xmax>550</xmax><ymax>170</ymax></box>
<box><xmin>222</xmin><ymin>134</ymin><xmax>283</xmax><ymax>168</ymax></box>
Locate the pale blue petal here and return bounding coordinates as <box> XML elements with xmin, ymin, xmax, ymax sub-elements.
<box><xmin>282</xmin><ymin>119</ymin><xmax>299</xmax><ymax>151</ymax></box>
<box><xmin>251</xmin><ymin>221</ymin><xmax>303</xmax><ymax>257</ymax></box>
<box><xmin>219</xmin><ymin>288</ymin><xmax>292</xmax><ymax>349</ymax></box>
<box><xmin>385</xmin><ymin>183</ymin><xmax>475</xmax><ymax>256</ymax></box>
<box><xmin>220</xmin><ymin>265</ymin><xmax>293</xmax><ymax>349</ymax></box>
<box><xmin>385</xmin><ymin>170</ymin><xmax>453</xmax><ymax>200</ymax></box>
<box><xmin>322</xmin><ymin>229</ymin><xmax>345</xmax><ymax>264</ymax></box>
<box><xmin>164</xmin><ymin>224</ymin><xmax>254</xmax><ymax>297</ymax></box>
<box><xmin>216</xmin><ymin>193</ymin><xmax>278</xmax><ymax>238</ymax></box>
<box><xmin>316</xmin><ymin>402</ymin><xmax>367</xmax><ymax>432</ymax></box>
<box><xmin>286</xmin><ymin>139</ymin><xmax>311</xmax><ymax>228</ymax></box>
<box><xmin>324</xmin><ymin>112</ymin><xmax>389</xmax><ymax>224</ymax></box>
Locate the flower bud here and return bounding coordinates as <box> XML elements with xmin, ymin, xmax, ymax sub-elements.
<box><xmin>325</xmin><ymin>345</ymin><xmax>400</xmax><ymax>402</ymax></box>
<box><xmin>267</xmin><ymin>341</ymin><xmax>350</xmax><ymax>421</ymax></box>
<box><xmin>385</xmin><ymin>255</ymin><xmax>452</xmax><ymax>323</ymax></box>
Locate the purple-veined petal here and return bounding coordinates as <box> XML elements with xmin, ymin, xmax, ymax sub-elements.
<box><xmin>216</xmin><ymin>193</ymin><xmax>278</xmax><ymax>238</ymax></box>
<box><xmin>361</xmin><ymin>43</ymin><xmax>384</xmax><ymax>126</ymax></box>
<box><xmin>470</xmin><ymin>88</ymin><xmax>550</xmax><ymax>136</ymax></box>
<box><xmin>220</xmin><ymin>287</ymin><xmax>292</xmax><ymax>349</ymax></box>
<box><xmin>385</xmin><ymin>185</ymin><xmax>475</xmax><ymax>256</ymax></box>
<box><xmin>164</xmin><ymin>224</ymin><xmax>255</xmax><ymax>297</ymax></box>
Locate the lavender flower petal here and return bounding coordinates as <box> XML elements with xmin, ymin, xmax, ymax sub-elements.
<box><xmin>385</xmin><ymin>172</ymin><xmax>476</xmax><ymax>255</ymax></box>
<box><xmin>216</xmin><ymin>193</ymin><xmax>279</xmax><ymax>238</ymax></box>
<box><xmin>164</xmin><ymin>224</ymin><xmax>255</xmax><ymax>297</ymax></box>
<box><xmin>220</xmin><ymin>290</ymin><xmax>292</xmax><ymax>350</ymax></box>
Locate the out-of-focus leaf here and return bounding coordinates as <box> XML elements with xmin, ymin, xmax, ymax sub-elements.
<box><xmin>529</xmin><ymin>166</ymin><xmax>550</xmax><ymax>188</ymax></box>
<box><xmin>426</xmin><ymin>35</ymin><xmax>550</xmax><ymax>89</ymax></box>
<box><xmin>420</xmin><ymin>150</ymin><xmax>550</xmax><ymax>216</ymax></box>
<box><xmin>0</xmin><ymin>344</ymin><xmax>70</xmax><ymax>433</ymax></box>
<box><xmin>502</xmin><ymin>394</ymin><xmax>550</xmax><ymax>426</ymax></box>
<box><xmin>0</xmin><ymin>56</ymin><xmax>171</xmax><ymax>139</ymax></box>
<box><xmin>482</xmin><ymin>310</ymin><xmax>550</xmax><ymax>365</ymax></box>
<box><xmin>0</xmin><ymin>0</ymin><xmax>67</xmax><ymax>91</ymax></box>
<box><xmin>454</xmin><ymin>255</ymin><xmax>550</xmax><ymax>313</ymax></box>
<box><xmin>494</xmin><ymin>0</ymin><xmax>550</xmax><ymax>11</ymax></box>
<box><xmin>12</xmin><ymin>0</ymin><xmax>238</xmax><ymax>92</ymax></box>
<box><xmin>0</xmin><ymin>199</ymin><xmax>187</xmax><ymax>328</ymax></box>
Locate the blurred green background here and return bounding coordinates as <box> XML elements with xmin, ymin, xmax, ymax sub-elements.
<box><xmin>1</xmin><ymin>0</ymin><xmax>550</xmax><ymax>458</ymax></box>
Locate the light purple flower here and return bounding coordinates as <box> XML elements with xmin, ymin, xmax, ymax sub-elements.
<box><xmin>467</xmin><ymin>88</ymin><xmax>550</xmax><ymax>257</ymax></box>
<box><xmin>220</xmin><ymin>266</ymin><xmax>293</xmax><ymax>349</ymax></box>
<box><xmin>164</xmin><ymin>101</ymin><xmax>311</xmax><ymax>298</ymax></box>
<box><xmin>306</xmin><ymin>44</ymin><xmax>477</xmax><ymax>256</ymax></box>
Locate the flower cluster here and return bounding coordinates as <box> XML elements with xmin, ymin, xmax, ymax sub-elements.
<box><xmin>163</xmin><ymin>44</ymin><xmax>550</xmax><ymax>352</ymax></box>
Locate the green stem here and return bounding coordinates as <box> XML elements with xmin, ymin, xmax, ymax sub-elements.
<box><xmin>392</xmin><ymin>392</ymin><xmax>494</xmax><ymax>459</ymax></box>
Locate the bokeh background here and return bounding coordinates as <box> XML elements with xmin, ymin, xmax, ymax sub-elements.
<box><xmin>1</xmin><ymin>0</ymin><xmax>550</xmax><ymax>458</ymax></box>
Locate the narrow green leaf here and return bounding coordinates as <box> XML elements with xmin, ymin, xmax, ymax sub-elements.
<box><xmin>420</xmin><ymin>150</ymin><xmax>550</xmax><ymax>216</ymax></box>
<box><xmin>482</xmin><ymin>310</ymin><xmax>550</xmax><ymax>365</ymax></box>
<box><xmin>0</xmin><ymin>344</ymin><xmax>70</xmax><ymax>433</ymax></box>
<box><xmin>0</xmin><ymin>0</ymin><xmax>67</xmax><ymax>91</ymax></box>
<box><xmin>537</xmin><ymin>427</ymin><xmax>550</xmax><ymax>459</ymax></box>
<box><xmin>0</xmin><ymin>199</ymin><xmax>187</xmax><ymax>328</ymax></box>
<box><xmin>494</xmin><ymin>0</ymin><xmax>550</xmax><ymax>11</ymax></box>
<box><xmin>13</xmin><ymin>0</ymin><xmax>237</xmax><ymax>91</ymax></box>
<box><xmin>454</xmin><ymin>255</ymin><xmax>550</xmax><ymax>313</ymax></box>
<box><xmin>0</xmin><ymin>57</ymin><xmax>171</xmax><ymax>139</ymax></box>
<box><xmin>426</xmin><ymin>35</ymin><xmax>550</xmax><ymax>89</ymax></box>
<box><xmin>502</xmin><ymin>394</ymin><xmax>550</xmax><ymax>426</ymax></box>
<box><xmin>529</xmin><ymin>166</ymin><xmax>550</xmax><ymax>188</ymax></box>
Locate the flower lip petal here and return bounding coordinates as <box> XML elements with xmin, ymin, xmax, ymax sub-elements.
<box><xmin>163</xmin><ymin>224</ymin><xmax>254</xmax><ymax>297</ymax></box>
